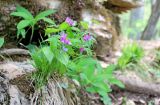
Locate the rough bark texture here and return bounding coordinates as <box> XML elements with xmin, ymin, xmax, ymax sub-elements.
<box><xmin>141</xmin><ymin>0</ymin><xmax>160</xmax><ymax>40</ymax></box>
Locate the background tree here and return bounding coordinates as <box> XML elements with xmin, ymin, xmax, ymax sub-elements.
<box><xmin>141</xmin><ymin>0</ymin><xmax>160</xmax><ymax>40</ymax></box>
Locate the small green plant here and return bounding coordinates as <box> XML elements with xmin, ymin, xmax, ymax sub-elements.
<box><xmin>155</xmin><ymin>50</ymin><xmax>160</xmax><ymax>63</ymax></box>
<box><xmin>0</xmin><ymin>37</ymin><xmax>4</xmax><ymax>48</ymax></box>
<box><xmin>30</xmin><ymin>17</ymin><xmax>124</xmax><ymax>105</ymax></box>
<box><xmin>117</xmin><ymin>42</ymin><xmax>144</xmax><ymax>69</ymax></box>
<box><xmin>11</xmin><ymin>5</ymin><xmax>55</xmax><ymax>42</ymax></box>
<box><xmin>67</xmin><ymin>57</ymin><xmax>124</xmax><ymax>105</ymax></box>
<box><xmin>30</xmin><ymin>17</ymin><xmax>94</xmax><ymax>88</ymax></box>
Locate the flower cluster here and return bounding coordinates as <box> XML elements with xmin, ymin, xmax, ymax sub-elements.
<box><xmin>83</xmin><ymin>33</ymin><xmax>91</xmax><ymax>41</ymax></box>
<box><xmin>60</xmin><ymin>33</ymin><xmax>71</xmax><ymax>45</ymax></box>
<box><xmin>80</xmin><ymin>47</ymin><xmax>84</xmax><ymax>53</ymax></box>
<box><xmin>65</xmin><ymin>17</ymin><xmax>74</xmax><ymax>26</ymax></box>
<box><xmin>79</xmin><ymin>33</ymin><xmax>92</xmax><ymax>53</ymax></box>
<box><xmin>59</xmin><ymin>17</ymin><xmax>93</xmax><ymax>53</ymax></box>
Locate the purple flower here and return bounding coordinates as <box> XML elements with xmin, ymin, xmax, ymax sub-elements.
<box><xmin>65</xmin><ymin>17</ymin><xmax>74</xmax><ymax>26</ymax></box>
<box><xmin>62</xmin><ymin>46</ymin><xmax>68</xmax><ymax>52</ymax></box>
<box><xmin>60</xmin><ymin>33</ymin><xmax>71</xmax><ymax>45</ymax></box>
<box><xmin>83</xmin><ymin>33</ymin><xmax>91</xmax><ymax>41</ymax></box>
<box><xmin>80</xmin><ymin>47</ymin><xmax>84</xmax><ymax>53</ymax></box>
<box><xmin>60</xmin><ymin>33</ymin><xmax>67</xmax><ymax>43</ymax></box>
<box><xmin>65</xmin><ymin>39</ymin><xmax>71</xmax><ymax>45</ymax></box>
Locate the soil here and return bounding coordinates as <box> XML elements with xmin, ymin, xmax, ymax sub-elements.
<box><xmin>9</xmin><ymin>74</ymin><xmax>34</xmax><ymax>98</ymax></box>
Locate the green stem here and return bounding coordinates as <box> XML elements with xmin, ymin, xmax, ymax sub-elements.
<box><xmin>30</xmin><ymin>26</ymin><xmax>34</xmax><ymax>43</ymax></box>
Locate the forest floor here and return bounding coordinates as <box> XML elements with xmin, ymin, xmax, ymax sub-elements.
<box><xmin>0</xmin><ymin>38</ymin><xmax>160</xmax><ymax>105</ymax></box>
<box><xmin>105</xmin><ymin>38</ymin><xmax>160</xmax><ymax>105</ymax></box>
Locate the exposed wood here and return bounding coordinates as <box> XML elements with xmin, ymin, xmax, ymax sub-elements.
<box><xmin>115</xmin><ymin>72</ymin><xmax>160</xmax><ymax>96</ymax></box>
<box><xmin>0</xmin><ymin>48</ymin><xmax>29</xmax><ymax>56</ymax></box>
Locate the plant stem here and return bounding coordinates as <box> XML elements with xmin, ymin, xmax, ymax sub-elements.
<box><xmin>30</xmin><ymin>26</ymin><xmax>34</xmax><ymax>43</ymax></box>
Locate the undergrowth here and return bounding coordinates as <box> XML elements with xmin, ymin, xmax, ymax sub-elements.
<box><xmin>117</xmin><ymin>42</ymin><xmax>144</xmax><ymax>69</ymax></box>
<box><xmin>12</xmin><ymin>5</ymin><xmax>124</xmax><ymax>105</ymax></box>
<box><xmin>117</xmin><ymin>43</ymin><xmax>160</xmax><ymax>82</ymax></box>
<box><xmin>11</xmin><ymin>5</ymin><xmax>56</xmax><ymax>43</ymax></box>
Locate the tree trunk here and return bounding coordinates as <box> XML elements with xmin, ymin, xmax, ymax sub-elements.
<box><xmin>141</xmin><ymin>0</ymin><xmax>160</xmax><ymax>40</ymax></box>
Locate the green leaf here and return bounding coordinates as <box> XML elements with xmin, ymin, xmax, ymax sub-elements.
<box><xmin>103</xmin><ymin>64</ymin><xmax>116</xmax><ymax>74</ymax></box>
<box><xmin>16</xmin><ymin>5</ymin><xmax>33</xmax><ymax>19</ymax></box>
<box><xmin>45</xmin><ymin>28</ymin><xmax>59</xmax><ymax>34</ymax></box>
<box><xmin>26</xmin><ymin>44</ymin><xmax>38</xmax><ymax>53</ymax></box>
<box><xmin>109</xmin><ymin>78</ymin><xmax>125</xmax><ymax>88</ymax></box>
<box><xmin>80</xmin><ymin>21</ymin><xmax>89</xmax><ymax>29</ymax></box>
<box><xmin>47</xmin><ymin>36</ymin><xmax>59</xmax><ymax>49</ymax></box>
<box><xmin>42</xmin><ymin>47</ymin><xmax>54</xmax><ymax>64</ymax></box>
<box><xmin>10</xmin><ymin>12</ymin><xmax>33</xmax><ymax>19</ymax></box>
<box><xmin>71</xmin><ymin>27</ymin><xmax>81</xmax><ymax>32</ymax></box>
<box><xmin>20</xmin><ymin>29</ymin><xmax>26</xmax><ymax>38</ymax></box>
<box><xmin>59</xmin><ymin>22</ymin><xmax>69</xmax><ymax>30</ymax></box>
<box><xmin>43</xmin><ymin>17</ymin><xmax>55</xmax><ymax>25</ymax></box>
<box><xmin>17</xmin><ymin>20</ymin><xmax>31</xmax><ymax>29</ymax></box>
<box><xmin>35</xmin><ymin>10</ymin><xmax>56</xmax><ymax>21</ymax></box>
<box><xmin>86</xmin><ymin>87</ymin><xmax>97</xmax><ymax>93</ymax></box>
<box><xmin>93</xmin><ymin>82</ymin><xmax>111</xmax><ymax>93</ymax></box>
<box><xmin>80</xmin><ymin>73</ymin><xmax>90</xmax><ymax>84</ymax></box>
<box><xmin>98</xmin><ymin>92</ymin><xmax>112</xmax><ymax>105</ymax></box>
<box><xmin>56</xmin><ymin>52</ymin><xmax>69</xmax><ymax>66</ymax></box>
<box><xmin>17</xmin><ymin>29</ymin><xmax>26</xmax><ymax>38</ymax></box>
<box><xmin>0</xmin><ymin>37</ymin><xmax>4</xmax><ymax>48</ymax></box>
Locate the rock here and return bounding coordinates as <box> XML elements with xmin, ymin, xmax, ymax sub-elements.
<box><xmin>9</xmin><ymin>85</ymin><xmax>29</xmax><ymax>105</ymax></box>
<box><xmin>154</xmin><ymin>98</ymin><xmax>160</xmax><ymax>105</ymax></box>
<box><xmin>0</xmin><ymin>74</ymin><xmax>9</xmax><ymax>105</ymax></box>
<box><xmin>126</xmin><ymin>100</ymin><xmax>136</xmax><ymax>105</ymax></box>
<box><xmin>0</xmin><ymin>61</ymin><xmax>33</xmax><ymax>105</ymax></box>
<box><xmin>0</xmin><ymin>61</ymin><xmax>35</xmax><ymax>80</ymax></box>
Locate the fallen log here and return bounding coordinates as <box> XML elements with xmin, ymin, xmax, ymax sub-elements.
<box><xmin>115</xmin><ymin>72</ymin><xmax>160</xmax><ymax>96</ymax></box>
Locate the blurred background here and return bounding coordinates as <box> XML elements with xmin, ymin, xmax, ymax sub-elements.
<box><xmin>120</xmin><ymin>0</ymin><xmax>160</xmax><ymax>40</ymax></box>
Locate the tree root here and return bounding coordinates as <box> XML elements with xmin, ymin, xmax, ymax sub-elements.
<box><xmin>115</xmin><ymin>72</ymin><xmax>160</xmax><ymax>96</ymax></box>
<box><xmin>0</xmin><ymin>48</ymin><xmax>29</xmax><ymax>56</ymax></box>
<box><xmin>31</xmin><ymin>77</ymin><xmax>80</xmax><ymax>105</ymax></box>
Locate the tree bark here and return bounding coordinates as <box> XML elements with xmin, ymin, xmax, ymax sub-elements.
<box><xmin>141</xmin><ymin>0</ymin><xmax>160</xmax><ymax>40</ymax></box>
